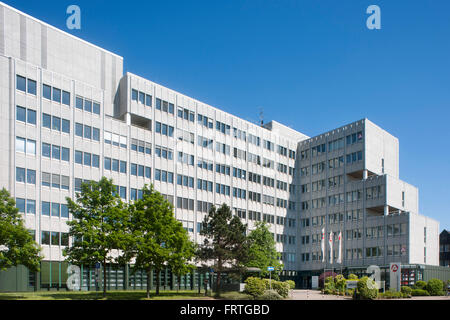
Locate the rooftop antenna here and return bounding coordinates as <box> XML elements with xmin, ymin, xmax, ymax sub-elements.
<box><xmin>259</xmin><ymin>108</ymin><xmax>264</xmax><ymax>127</ymax></box>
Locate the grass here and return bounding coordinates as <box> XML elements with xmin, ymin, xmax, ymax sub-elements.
<box><xmin>215</xmin><ymin>291</ymin><xmax>252</xmax><ymax>300</ymax></box>
<box><xmin>0</xmin><ymin>290</ymin><xmax>215</xmax><ymax>301</ymax></box>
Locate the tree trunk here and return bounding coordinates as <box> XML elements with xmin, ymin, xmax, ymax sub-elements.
<box><xmin>146</xmin><ymin>270</ymin><xmax>151</xmax><ymax>299</ymax></box>
<box><xmin>216</xmin><ymin>271</ymin><xmax>221</xmax><ymax>296</ymax></box>
<box><xmin>156</xmin><ymin>269</ymin><xmax>160</xmax><ymax>295</ymax></box>
<box><xmin>103</xmin><ymin>260</ymin><xmax>107</xmax><ymax>298</ymax></box>
<box><xmin>178</xmin><ymin>275</ymin><xmax>181</xmax><ymax>292</ymax></box>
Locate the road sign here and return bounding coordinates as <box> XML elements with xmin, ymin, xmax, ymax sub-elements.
<box><xmin>95</xmin><ymin>262</ymin><xmax>101</xmax><ymax>269</ymax></box>
<box><xmin>267</xmin><ymin>267</ymin><xmax>275</xmax><ymax>272</ymax></box>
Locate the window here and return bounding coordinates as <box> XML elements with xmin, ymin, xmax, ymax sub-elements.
<box><xmin>52</xmin><ymin>116</ymin><xmax>61</xmax><ymax>131</ymax></box>
<box><xmin>52</xmin><ymin>145</ymin><xmax>60</xmax><ymax>160</ymax></box>
<box><xmin>41</xmin><ymin>173</ymin><xmax>51</xmax><ymax>187</ymax></box>
<box><xmin>16</xmin><ymin>106</ymin><xmax>26</xmax><ymax>122</ymax></box>
<box><xmin>61</xmin><ymin>204</ymin><xmax>69</xmax><ymax>218</ymax></box>
<box><xmin>43</xmin><ymin>84</ymin><xmax>52</xmax><ymax>100</ymax></box>
<box><xmin>16</xmin><ymin>167</ymin><xmax>26</xmax><ymax>183</ymax></box>
<box><xmin>75</xmin><ymin>151</ymin><xmax>82</xmax><ymax>164</ymax></box>
<box><xmin>52</xmin><ymin>174</ymin><xmax>60</xmax><ymax>189</ymax></box>
<box><xmin>62</xmin><ymin>91</ymin><xmax>70</xmax><ymax>106</ymax></box>
<box><xmin>84</xmin><ymin>99</ymin><xmax>92</xmax><ymax>112</ymax></box>
<box><xmin>93</xmin><ymin>102</ymin><xmax>100</xmax><ymax>115</ymax></box>
<box><xmin>15</xmin><ymin>198</ymin><xmax>26</xmax><ymax>213</ymax></box>
<box><xmin>42</xmin><ymin>114</ymin><xmax>51</xmax><ymax>129</ymax></box>
<box><xmin>51</xmin><ymin>232</ymin><xmax>59</xmax><ymax>246</ymax></box>
<box><xmin>27</xmin><ymin>79</ymin><xmax>37</xmax><ymax>95</ymax></box>
<box><xmin>62</xmin><ymin>119</ymin><xmax>70</xmax><ymax>134</ymax></box>
<box><xmin>93</xmin><ymin>128</ymin><xmax>100</xmax><ymax>142</ymax></box>
<box><xmin>41</xmin><ymin>231</ymin><xmax>50</xmax><ymax>245</ymax></box>
<box><xmin>26</xmin><ymin>200</ymin><xmax>36</xmax><ymax>214</ymax></box>
<box><xmin>41</xmin><ymin>202</ymin><xmax>50</xmax><ymax>216</ymax></box>
<box><xmin>61</xmin><ymin>233</ymin><xmax>69</xmax><ymax>246</ymax></box>
<box><xmin>61</xmin><ymin>176</ymin><xmax>70</xmax><ymax>190</ymax></box>
<box><xmin>76</xmin><ymin>97</ymin><xmax>83</xmax><ymax>110</ymax></box>
<box><xmin>51</xmin><ymin>203</ymin><xmax>60</xmax><ymax>217</ymax></box>
<box><xmin>27</xmin><ymin>109</ymin><xmax>36</xmax><ymax>125</ymax></box>
<box><xmin>16</xmin><ymin>75</ymin><xmax>26</xmax><ymax>92</ymax></box>
<box><xmin>75</xmin><ymin>123</ymin><xmax>83</xmax><ymax>137</ymax></box>
<box><xmin>84</xmin><ymin>126</ymin><xmax>92</xmax><ymax>139</ymax></box>
<box><xmin>16</xmin><ymin>137</ymin><xmax>26</xmax><ymax>153</ymax></box>
<box><xmin>52</xmin><ymin>88</ymin><xmax>61</xmax><ymax>103</ymax></box>
<box><xmin>132</xmin><ymin>89</ymin><xmax>138</xmax><ymax>101</ymax></box>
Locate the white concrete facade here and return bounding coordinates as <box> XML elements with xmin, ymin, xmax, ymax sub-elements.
<box><xmin>0</xmin><ymin>2</ymin><xmax>440</xmax><ymax>277</ymax></box>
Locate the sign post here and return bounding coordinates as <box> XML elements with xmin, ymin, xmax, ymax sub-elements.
<box><xmin>267</xmin><ymin>267</ymin><xmax>274</xmax><ymax>291</ymax></box>
<box><xmin>389</xmin><ymin>263</ymin><xmax>401</xmax><ymax>292</ymax></box>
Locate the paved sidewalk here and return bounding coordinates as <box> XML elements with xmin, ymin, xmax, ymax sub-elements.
<box><xmin>290</xmin><ymin>290</ymin><xmax>450</xmax><ymax>301</ymax></box>
<box><xmin>290</xmin><ymin>290</ymin><xmax>351</xmax><ymax>300</ymax></box>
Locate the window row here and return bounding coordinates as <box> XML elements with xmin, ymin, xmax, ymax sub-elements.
<box><xmin>74</xmin><ymin>151</ymin><xmax>100</xmax><ymax>168</ymax></box>
<box><xmin>130</xmin><ymin>164</ymin><xmax>151</xmax><ymax>178</ymax></box>
<box><xmin>105</xmin><ymin>157</ymin><xmax>127</xmax><ymax>173</ymax></box>
<box><xmin>41</xmin><ymin>202</ymin><xmax>69</xmax><ymax>218</ymax></box>
<box><xmin>42</xmin><ymin>172</ymin><xmax>70</xmax><ymax>190</ymax></box>
<box><xmin>178</xmin><ymin>107</ymin><xmax>195</xmax><ymax>122</ymax></box>
<box><xmin>43</xmin><ymin>143</ymin><xmax>70</xmax><ymax>162</ymax></box>
<box><xmin>16</xmin><ymin>106</ymin><xmax>36</xmax><ymax>125</ymax></box>
<box><xmin>16</xmin><ymin>75</ymin><xmax>37</xmax><ymax>95</ymax></box>
<box><xmin>106</xmin><ymin>132</ymin><xmax>128</xmax><ymax>149</ymax></box>
<box><xmin>41</xmin><ymin>231</ymin><xmax>69</xmax><ymax>246</ymax></box>
<box><xmin>155</xmin><ymin>122</ymin><xmax>174</xmax><ymax>137</ymax></box>
<box><xmin>75</xmin><ymin>123</ymin><xmax>100</xmax><ymax>141</ymax></box>
<box><xmin>155</xmin><ymin>98</ymin><xmax>174</xmax><ymax>114</ymax></box>
<box><xmin>44</xmin><ymin>84</ymin><xmax>71</xmax><ymax>106</ymax></box>
<box><xmin>131</xmin><ymin>89</ymin><xmax>152</xmax><ymax>107</ymax></box>
<box><xmin>197</xmin><ymin>179</ymin><xmax>213</xmax><ymax>192</ymax></box>
<box><xmin>76</xmin><ymin>96</ymin><xmax>101</xmax><ymax>115</ymax></box>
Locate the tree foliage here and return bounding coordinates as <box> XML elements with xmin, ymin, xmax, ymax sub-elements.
<box><xmin>0</xmin><ymin>188</ymin><xmax>42</xmax><ymax>272</ymax></box>
<box><xmin>63</xmin><ymin>178</ymin><xmax>131</xmax><ymax>297</ymax></box>
<box><xmin>197</xmin><ymin>204</ymin><xmax>249</xmax><ymax>294</ymax></box>
<box><xmin>127</xmin><ymin>185</ymin><xmax>195</xmax><ymax>297</ymax></box>
<box><xmin>246</xmin><ymin>221</ymin><xmax>283</xmax><ymax>279</ymax></box>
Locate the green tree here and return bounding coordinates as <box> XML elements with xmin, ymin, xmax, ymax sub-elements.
<box><xmin>197</xmin><ymin>204</ymin><xmax>249</xmax><ymax>295</ymax></box>
<box><xmin>0</xmin><ymin>188</ymin><xmax>42</xmax><ymax>274</ymax></box>
<box><xmin>127</xmin><ymin>185</ymin><xmax>195</xmax><ymax>298</ymax></box>
<box><xmin>63</xmin><ymin>178</ymin><xmax>131</xmax><ymax>298</ymax></box>
<box><xmin>246</xmin><ymin>221</ymin><xmax>283</xmax><ymax>279</ymax></box>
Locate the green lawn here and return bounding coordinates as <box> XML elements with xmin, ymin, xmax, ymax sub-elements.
<box><xmin>0</xmin><ymin>290</ymin><xmax>215</xmax><ymax>300</ymax></box>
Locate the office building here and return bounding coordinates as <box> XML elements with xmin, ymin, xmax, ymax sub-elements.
<box><xmin>0</xmin><ymin>2</ymin><xmax>446</xmax><ymax>292</ymax></box>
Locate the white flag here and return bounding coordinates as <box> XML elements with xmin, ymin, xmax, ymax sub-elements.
<box><xmin>337</xmin><ymin>231</ymin><xmax>342</xmax><ymax>264</ymax></box>
<box><xmin>321</xmin><ymin>228</ymin><xmax>325</xmax><ymax>262</ymax></box>
<box><xmin>329</xmin><ymin>231</ymin><xmax>334</xmax><ymax>264</ymax></box>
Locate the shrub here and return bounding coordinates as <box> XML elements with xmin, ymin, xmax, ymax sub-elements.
<box><xmin>414</xmin><ymin>281</ymin><xmax>427</xmax><ymax>290</ymax></box>
<box><xmin>285</xmin><ymin>280</ymin><xmax>296</xmax><ymax>290</ymax></box>
<box><xmin>335</xmin><ymin>275</ymin><xmax>347</xmax><ymax>293</ymax></box>
<box><xmin>348</xmin><ymin>274</ymin><xmax>358</xmax><ymax>280</ymax></box>
<box><xmin>258</xmin><ymin>289</ymin><xmax>283</xmax><ymax>300</ymax></box>
<box><xmin>345</xmin><ymin>289</ymin><xmax>354</xmax><ymax>296</ymax></box>
<box><xmin>355</xmin><ymin>276</ymin><xmax>378</xmax><ymax>300</ymax></box>
<box><xmin>380</xmin><ymin>290</ymin><xmax>406</xmax><ymax>299</ymax></box>
<box><xmin>426</xmin><ymin>279</ymin><xmax>444</xmax><ymax>296</ymax></box>
<box><xmin>244</xmin><ymin>277</ymin><xmax>266</xmax><ymax>299</ymax></box>
<box><xmin>401</xmin><ymin>286</ymin><xmax>412</xmax><ymax>297</ymax></box>
<box><xmin>219</xmin><ymin>291</ymin><xmax>252</xmax><ymax>300</ymax></box>
<box><xmin>411</xmin><ymin>289</ymin><xmax>430</xmax><ymax>296</ymax></box>
<box><xmin>271</xmin><ymin>280</ymin><xmax>290</xmax><ymax>298</ymax></box>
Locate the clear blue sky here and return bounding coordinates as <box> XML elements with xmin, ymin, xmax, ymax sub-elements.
<box><xmin>6</xmin><ymin>0</ymin><xmax>450</xmax><ymax>230</ymax></box>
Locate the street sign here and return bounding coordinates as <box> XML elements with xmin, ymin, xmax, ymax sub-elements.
<box><xmin>346</xmin><ymin>280</ymin><xmax>358</xmax><ymax>289</ymax></box>
<box><xmin>390</xmin><ymin>263</ymin><xmax>401</xmax><ymax>292</ymax></box>
<box><xmin>95</xmin><ymin>262</ymin><xmax>101</xmax><ymax>269</ymax></box>
<box><xmin>267</xmin><ymin>267</ymin><xmax>275</xmax><ymax>272</ymax></box>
